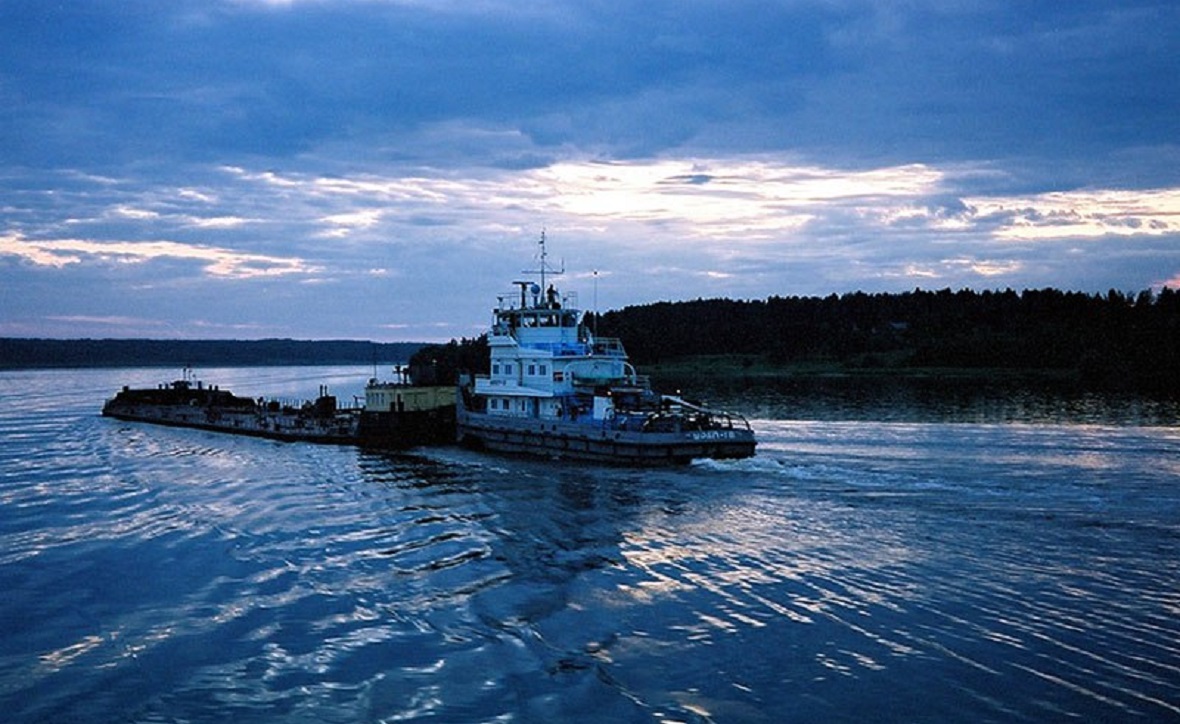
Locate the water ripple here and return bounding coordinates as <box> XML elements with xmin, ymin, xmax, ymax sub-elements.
<box><xmin>1</xmin><ymin>368</ymin><xmax>1178</xmax><ymax>722</ymax></box>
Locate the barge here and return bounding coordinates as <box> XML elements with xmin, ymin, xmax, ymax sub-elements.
<box><xmin>102</xmin><ymin>367</ymin><xmax>455</xmax><ymax>448</ymax></box>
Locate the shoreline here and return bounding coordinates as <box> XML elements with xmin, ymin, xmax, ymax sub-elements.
<box><xmin>644</xmin><ymin>354</ymin><xmax>1080</xmax><ymax>383</ymax></box>
<box><xmin>644</xmin><ymin>354</ymin><xmax>1179</xmax><ymax>401</ymax></box>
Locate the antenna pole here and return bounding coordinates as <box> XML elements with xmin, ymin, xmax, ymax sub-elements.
<box><xmin>539</xmin><ymin>229</ymin><xmax>546</xmax><ymax>293</ymax></box>
<box><xmin>593</xmin><ymin>269</ymin><xmax>599</xmax><ymax>337</ymax></box>
<box><xmin>521</xmin><ymin>228</ymin><xmax>564</xmax><ymax>292</ymax></box>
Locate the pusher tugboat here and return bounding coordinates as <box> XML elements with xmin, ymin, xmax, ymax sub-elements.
<box><xmin>457</xmin><ymin>233</ymin><xmax>756</xmax><ymax>464</ymax></box>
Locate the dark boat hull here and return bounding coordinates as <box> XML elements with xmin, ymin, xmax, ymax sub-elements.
<box><xmin>456</xmin><ymin>408</ymin><xmax>756</xmax><ymax>465</ymax></box>
<box><xmin>102</xmin><ymin>406</ymin><xmax>357</xmax><ymax>444</ymax></box>
<box><xmin>102</xmin><ymin>397</ymin><xmax>455</xmax><ymax>449</ymax></box>
<box><xmin>357</xmin><ymin>408</ymin><xmax>456</xmax><ymax>448</ymax></box>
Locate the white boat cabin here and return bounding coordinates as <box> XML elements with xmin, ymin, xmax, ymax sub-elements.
<box><xmin>473</xmin><ymin>279</ymin><xmax>641</xmax><ymax>422</ymax></box>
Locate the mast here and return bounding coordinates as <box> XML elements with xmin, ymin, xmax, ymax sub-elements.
<box><xmin>592</xmin><ymin>268</ymin><xmax>599</xmax><ymax>338</ymax></box>
<box><xmin>521</xmin><ymin>229</ymin><xmax>563</xmax><ymax>305</ymax></box>
<box><xmin>540</xmin><ymin>229</ymin><xmax>547</xmax><ymax>293</ymax></box>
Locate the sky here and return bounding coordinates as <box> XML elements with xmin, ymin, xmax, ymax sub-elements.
<box><xmin>2</xmin><ymin>0</ymin><xmax>1179</xmax><ymax>342</ymax></box>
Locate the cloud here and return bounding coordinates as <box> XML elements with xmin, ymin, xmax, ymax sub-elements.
<box><xmin>229</xmin><ymin>157</ymin><xmax>950</xmax><ymax>242</ymax></box>
<box><xmin>105</xmin><ymin>204</ymin><xmax>251</xmax><ymax>230</ymax></box>
<box><xmin>319</xmin><ymin>210</ymin><xmax>385</xmax><ymax>238</ymax></box>
<box><xmin>0</xmin><ymin>232</ymin><xmax>316</xmax><ymax>279</ymax></box>
<box><xmin>535</xmin><ymin>159</ymin><xmax>946</xmax><ymax>240</ymax></box>
<box><xmin>964</xmin><ymin>188</ymin><xmax>1180</xmax><ymax>241</ymax></box>
<box><xmin>2</xmin><ymin>1</ymin><xmax>1178</xmax><ymax>340</ymax></box>
<box><xmin>46</xmin><ymin>315</ymin><xmax>168</xmax><ymax>328</ymax></box>
<box><xmin>5</xmin><ymin>1</ymin><xmax>1174</xmax><ymax>171</ymax></box>
<box><xmin>17</xmin><ymin>154</ymin><xmax>1177</xmax><ymax>303</ymax></box>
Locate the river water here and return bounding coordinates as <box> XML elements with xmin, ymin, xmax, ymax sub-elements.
<box><xmin>1</xmin><ymin>366</ymin><xmax>1178</xmax><ymax>723</ymax></box>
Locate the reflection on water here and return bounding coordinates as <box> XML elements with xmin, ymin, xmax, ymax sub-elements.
<box><xmin>657</xmin><ymin>374</ymin><xmax>1180</xmax><ymax>426</ymax></box>
<box><xmin>1</xmin><ymin>367</ymin><xmax>1178</xmax><ymax>722</ymax></box>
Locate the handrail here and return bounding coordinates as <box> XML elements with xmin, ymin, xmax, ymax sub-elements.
<box><xmin>590</xmin><ymin>337</ymin><xmax>627</xmax><ymax>356</ymax></box>
<box><xmin>661</xmin><ymin>394</ymin><xmax>752</xmax><ymax>430</ymax></box>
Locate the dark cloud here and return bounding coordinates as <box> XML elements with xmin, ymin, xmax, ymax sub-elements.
<box><xmin>4</xmin><ymin>1</ymin><xmax>1176</xmax><ymax>168</ymax></box>
<box><xmin>2</xmin><ymin>1</ymin><xmax>1178</xmax><ymax>339</ymax></box>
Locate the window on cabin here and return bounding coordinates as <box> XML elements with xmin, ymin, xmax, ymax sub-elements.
<box><xmin>539</xmin><ymin>364</ymin><xmax>547</xmax><ymax>375</ymax></box>
<box><xmin>492</xmin><ymin>363</ymin><xmax>500</xmax><ymax>375</ymax></box>
<box><xmin>528</xmin><ymin>364</ymin><xmax>536</xmax><ymax>376</ymax></box>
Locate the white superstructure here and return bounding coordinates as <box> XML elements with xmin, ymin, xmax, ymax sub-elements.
<box><xmin>457</xmin><ymin>233</ymin><xmax>755</xmax><ymax>464</ymax></box>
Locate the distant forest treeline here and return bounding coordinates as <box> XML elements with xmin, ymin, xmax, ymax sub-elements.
<box><xmin>9</xmin><ymin>288</ymin><xmax>1179</xmax><ymax>394</ymax></box>
<box><xmin>0</xmin><ymin>338</ymin><xmax>424</xmax><ymax>370</ymax></box>
<box><xmin>412</xmin><ymin>287</ymin><xmax>1180</xmax><ymax>395</ymax></box>
<box><xmin>592</xmin><ymin>287</ymin><xmax>1179</xmax><ymax>393</ymax></box>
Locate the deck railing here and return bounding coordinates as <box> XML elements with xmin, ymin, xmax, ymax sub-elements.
<box><xmin>590</xmin><ymin>337</ymin><xmax>627</xmax><ymax>356</ymax></box>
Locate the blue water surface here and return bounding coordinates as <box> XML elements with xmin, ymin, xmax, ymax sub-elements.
<box><xmin>1</xmin><ymin>367</ymin><xmax>1178</xmax><ymax>722</ymax></box>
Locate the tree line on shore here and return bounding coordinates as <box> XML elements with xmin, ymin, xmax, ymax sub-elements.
<box><xmin>8</xmin><ymin>287</ymin><xmax>1176</xmax><ymax>395</ymax></box>
<box><xmin>0</xmin><ymin>338</ymin><xmax>424</xmax><ymax>370</ymax></box>
<box><xmin>412</xmin><ymin>287</ymin><xmax>1180</xmax><ymax>395</ymax></box>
